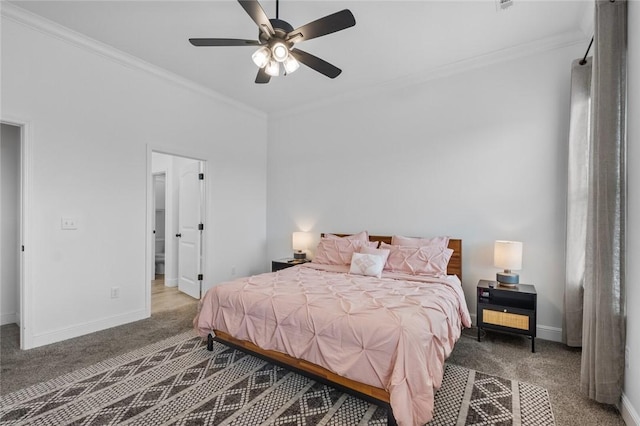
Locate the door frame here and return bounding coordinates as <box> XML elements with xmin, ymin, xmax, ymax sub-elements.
<box><xmin>1</xmin><ymin>116</ymin><xmax>33</xmax><ymax>349</ymax></box>
<box><xmin>146</xmin><ymin>146</ymin><xmax>207</xmax><ymax>316</ymax></box>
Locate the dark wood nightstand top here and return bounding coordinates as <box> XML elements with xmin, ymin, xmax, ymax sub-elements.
<box><xmin>271</xmin><ymin>258</ymin><xmax>311</xmax><ymax>272</ymax></box>
<box><xmin>477</xmin><ymin>279</ymin><xmax>536</xmax><ymax>295</ymax></box>
<box><xmin>272</xmin><ymin>258</ymin><xmax>311</xmax><ymax>265</ymax></box>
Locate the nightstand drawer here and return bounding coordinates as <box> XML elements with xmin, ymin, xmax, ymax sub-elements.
<box><xmin>482</xmin><ymin>309</ymin><xmax>529</xmax><ymax>331</ymax></box>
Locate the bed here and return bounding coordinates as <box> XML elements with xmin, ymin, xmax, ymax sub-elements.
<box><xmin>195</xmin><ymin>234</ymin><xmax>470</xmax><ymax>426</ymax></box>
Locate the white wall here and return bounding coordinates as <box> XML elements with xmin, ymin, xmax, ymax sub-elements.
<box><xmin>1</xmin><ymin>13</ymin><xmax>268</xmax><ymax>348</ymax></box>
<box><xmin>268</xmin><ymin>43</ymin><xmax>585</xmax><ymax>342</ymax></box>
<box><xmin>623</xmin><ymin>1</ymin><xmax>640</xmax><ymax>424</ymax></box>
<box><xmin>1</xmin><ymin>123</ymin><xmax>21</xmax><ymax>326</ymax></box>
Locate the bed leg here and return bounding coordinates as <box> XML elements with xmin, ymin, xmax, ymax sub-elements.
<box><xmin>207</xmin><ymin>333</ymin><xmax>214</xmax><ymax>351</ymax></box>
<box><xmin>387</xmin><ymin>408</ymin><xmax>398</xmax><ymax>426</ymax></box>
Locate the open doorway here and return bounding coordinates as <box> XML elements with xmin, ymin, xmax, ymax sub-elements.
<box><xmin>153</xmin><ymin>172</ymin><xmax>166</xmax><ymax>279</ymax></box>
<box><xmin>1</xmin><ymin>122</ymin><xmax>23</xmax><ymax>348</ymax></box>
<box><xmin>149</xmin><ymin>152</ymin><xmax>204</xmax><ymax>315</ymax></box>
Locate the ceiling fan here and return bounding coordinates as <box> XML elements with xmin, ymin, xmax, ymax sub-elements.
<box><xmin>189</xmin><ymin>0</ymin><xmax>356</xmax><ymax>84</ymax></box>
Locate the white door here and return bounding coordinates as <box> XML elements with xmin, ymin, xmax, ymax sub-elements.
<box><xmin>177</xmin><ymin>161</ymin><xmax>203</xmax><ymax>299</ymax></box>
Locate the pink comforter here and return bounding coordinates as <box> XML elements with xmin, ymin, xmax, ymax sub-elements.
<box><xmin>196</xmin><ymin>263</ymin><xmax>471</xmax><ymax>426</ymax></box>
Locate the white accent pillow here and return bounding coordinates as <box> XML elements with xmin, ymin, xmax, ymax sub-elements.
<box><xmin>349</xmin><ymin>252</ymin><xmax>386</xmax><ymax>278</ymax></box>
<box><xmin>359</xmin><ymin>246</ymin><xmax>391</xmax><ymax>265</ymax></box>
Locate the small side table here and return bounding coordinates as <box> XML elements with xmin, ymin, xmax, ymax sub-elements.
<box><xmin>271</xmin><ymin>258</ymin><xmax>311</xmax><ymax>272</ymax></box>
<box><xmin>477</xmin><ymin>279</ymin><xmax>537</xmax><ymax>352</ymax></box>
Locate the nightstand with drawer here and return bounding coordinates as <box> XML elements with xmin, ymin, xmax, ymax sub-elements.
<box><xmin>477</xmin><ymin>279</ymin><xmax>537</xmax><ymax>352</ymax></box>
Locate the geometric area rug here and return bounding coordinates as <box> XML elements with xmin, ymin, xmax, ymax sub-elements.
<box><xmin>0</xmin><ymin>331</ymin><xmax>555</xmax><ymax>426</ymax></box>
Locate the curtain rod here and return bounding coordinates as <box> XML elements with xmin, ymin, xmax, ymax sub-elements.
<box><xmin>579</xmin><ymin>36</ymin><xmax>594</xmax><ymax>65</ymax></box>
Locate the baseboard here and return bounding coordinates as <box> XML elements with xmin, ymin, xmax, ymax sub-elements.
<box><xmin>536</xmin><ymin>325</ymin><xmax>562</xmax><ymax>343</ymax></box>
<box><xmin>165</xmin><ymin>278</ymin><xmax>178</xmax><ymax>287</ymax></box>
<box><xmin>622</xmin><ymin>393</ymin><xmax>640</xmax><ymax>426</ymax></box>
<box><xmin>469</xmin><ymin>314</ymin><xmax>562</xmax><ymax>343</ymax></box>
<box><xmin>1</xmin><ymin>312</ymin><xmax>18</xmax><ymax>326</ymax></box>
<box><xmin>29</xmin><ymin>309</ymin><xmax>148</xmax><ymax>349</ymax></box>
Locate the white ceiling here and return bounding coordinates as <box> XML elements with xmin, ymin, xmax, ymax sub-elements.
<box><xmin>8</xmin><ymin>0</ymin><xmax>593</xmax><ymax>114</ymax></box>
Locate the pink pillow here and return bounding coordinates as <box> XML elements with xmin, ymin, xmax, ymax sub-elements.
<box><xmin>313</xmin><ymin>238</ymin><xmax>369</xmax><ymax>265</ymax></box>
<box><xmin>391</xmin><ymin>235</ymin><xmax>450</xmax><ymax>248</ymax></box>
<box><xmin>381</xmin><ymin>242</ymin><xmax>453</xmax><ymax>276</ymax></box>
<box><xmin>359</xmin><ymin>246</ymin><xmax>391</xmax><ymax>264</ymax></box>
<box><xmin>324</xmin><ymin>231</ymin><xmax>369</xmax><ymax>242</ymax></box>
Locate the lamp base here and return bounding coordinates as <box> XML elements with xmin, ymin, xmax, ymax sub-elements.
<box><xmin>496</xmin><ymin>271</ymin><xmax>519</xmax><ymax>287</ymax></box>
<box><xmin>293</xmin><ymin>251</ymin><xmax>306</xmax><ymax>260</ymax></box>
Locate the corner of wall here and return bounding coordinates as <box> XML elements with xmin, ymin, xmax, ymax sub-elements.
<box><xmin>622</xmin><ymin>393</ymin><xmax>640</xmax><ymax>426</ymax></box>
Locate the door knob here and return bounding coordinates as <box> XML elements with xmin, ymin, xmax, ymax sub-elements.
<box><xmin>176</xmin><ymin>233</ymin><xmax>182</xmax><ymax>238</ymax></box>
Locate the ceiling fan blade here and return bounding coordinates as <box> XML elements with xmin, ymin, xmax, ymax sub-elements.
<box><xmin>238</xmin><ymin>0</ymin><xmax>274</xmax><ymax>37</ymax></box>
<box><xmin>287</xmin><ymin>9</ymin><xmax>355</xmax><ymax>43</ymax></box>
<box><xmin>290</xmin><ymin>48</ymin><xmax>342</xmax><ymax>79</ymax></box>
<box><xmin>189</xmin><ymin>38</ymin><xmax>262</xmax><ymax>47</ymax></box>
<box><xmin>255</xmin><ymin>67</ymin><xmax>271</xmax><ymax>84</ymax></box>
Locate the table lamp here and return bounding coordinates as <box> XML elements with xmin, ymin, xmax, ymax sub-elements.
<box><xmin>292</xmin><ymin>232</ymin><xmax>311</xmax><ymax>260</ymax></box>
<box><xmin>494</xmin><ymin>240</ymin><xmax>523</xmax><ymax>287</ymax></box>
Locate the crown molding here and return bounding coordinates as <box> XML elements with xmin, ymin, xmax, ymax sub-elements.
<box><xmin>270</xmin><ymin>30</ymin><xmax>589</xmax><ymax>120</ymax></box>
<box><xmin>1</xmin><ymin>2</ymin><xmax>267</xmax><ymax>119</ymax></box>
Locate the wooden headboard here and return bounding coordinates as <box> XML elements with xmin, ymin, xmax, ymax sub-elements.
<box><xmin>324</xmin><ymin>234</ymin><xmax>462</xmax><ymax>282</ymax></box>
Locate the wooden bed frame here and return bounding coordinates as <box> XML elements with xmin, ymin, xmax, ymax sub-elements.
<box><xmin>207</xmin><ymin>235</ymin><xmax>462</xmax><ymax>425</ymax></box>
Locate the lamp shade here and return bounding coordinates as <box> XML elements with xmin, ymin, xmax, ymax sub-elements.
<box><xmin>283</xmin><ymin>55</ymin><xmax>300</xmax><ymax>74</ymax></box>
<box><xmin>265</xmin><ymin>60</ymin><xmax>279</xmax><ymax>77</ymax></box>
<box><xmin>292</xmin><ymin>232</ymin><xmax>312</xmax><ymax>251</ymax></box>
<box><xmin>494</xmin><ymin>240</ymin><xmax>523</xmax><ymax>270</ymax></box>
<box><xmin>251</xmin><ymin>46</ymin><xmax>270</xmax><ymax>68</ymax></box>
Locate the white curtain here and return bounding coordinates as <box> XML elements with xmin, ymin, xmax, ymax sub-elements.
<box><xmin>563</xmin><ymin>57</ymin><xmax>591</xmax><ymax>348</ymax></box>
<box><xmin>564</xmin><ymin>0</ymin><xmax>627</xmax><ymax>405</ymax></box>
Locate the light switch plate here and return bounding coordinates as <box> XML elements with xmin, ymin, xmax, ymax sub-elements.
<box><xmin>61</xmin><ymin>217</ymin><xmax>78</xmax><ymax>230</ymax></box>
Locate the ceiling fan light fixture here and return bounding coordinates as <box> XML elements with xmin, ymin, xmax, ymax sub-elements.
<box><xmin>189</xmin><ymin>0</ymin><xmax>356</xmax><ymax>84</ymax></box>
<box><xmin>283</xmin><ymin>55</ymin><xmax>300</xmax><ymax>74</ymax></box>
<box><xmin>252</xmin><ymin>46</ymin><xmax>271</xmax><ymax>68</ymax></box>
<box><xmin>271</xmin><ymin>41</ymin><xmax>289</xmax><ymax>62</ymax></box>
<box><xmin>265</xmin><ymin>59</ymin><xmax>280</xmax><ymax>77</ymax></box>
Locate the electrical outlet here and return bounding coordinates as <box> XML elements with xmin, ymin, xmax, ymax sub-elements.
<box><xmin>61</xmin><ymin>217</ymin><xmax>78</xmax><ymax>230</ymax></box>
<box><xmin>110</xmin><ymin>287</ymin><xmax>120</xmax><ymax>299</ymax></box>
<box><xmin>231</xmin><ymin>266</ymin><xmax>236</xmax><ymax>277</ymax></box>
<box><xmin>626</xmin><ymin>346</ymin><xmax>630</xmax><ymax>369</ymax></box>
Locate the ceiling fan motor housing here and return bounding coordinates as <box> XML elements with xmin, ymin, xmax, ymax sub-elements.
<box><xmin>259</xmin><ymin>18</ymin><xmax>294</xmax><ymax>43</ymax></box>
